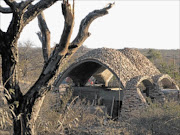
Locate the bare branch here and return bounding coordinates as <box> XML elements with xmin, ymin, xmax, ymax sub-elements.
<box><xmin>24</xmin><ymin>2</ymin><xmax>114</xmax><ymax>118</ymax></box>
<box><xmin>0</xmin><ymin>5</ymin><xmax>12</xmax><ymax>13</ymax></box>
<box><xmin>4</xmin><ymin>0</ymin><xmax>17</xmax><ymax>11</ymax></box>
<box><xmin>19</xmin><ymin>0</ymin><xmax>35</xmax><ymax>10</ymax></box>
<box><xmin>24</xmin><ymin>0</ymin><xmax>74</xmax><ymax>99</ymax></box>
<box><xmin>23</xmin><ymin>0</ymin><xmax>58</xmax><ymax>25</ymax></box>
<box><xmin>56</xmin><ymin>0</ymin><xmax>74</xmax><ymax>50</ymax></box>
<box><xmin>37</xmin><ymin>12</ymin><xmax>51</xmax><ymax>63</ymax></box>
<box><xmin>68</xmin><ymin>3</ymin><xmax>114</xmax><ymax>55</ymax></box>
<box><xmin>0</xmin><ymin>0</ymin><xmax>34</xmax><ymax>13</ymax></box>
<box><xmin>53</xmin><ymin>3</ymin><xmax>114</xmax><ymax>87</ymax></box>
<box><xmin>6</xmin><ymin>15</ymin><xmax>24</xmax><ymax>41</ymax></box>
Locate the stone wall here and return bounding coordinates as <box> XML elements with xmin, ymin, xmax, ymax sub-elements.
<box><xmin>120</xmin><ymin>48</ymin><xmax>160</xmax><ymax>76</ymax></box>
<box><xmin>121</xmin><ymin>88</ymin><xmax>147</xmax><ymax>119</ymax></box>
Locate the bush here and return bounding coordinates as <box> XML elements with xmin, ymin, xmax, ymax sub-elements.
<box><xmin>126</xmin><ymin>100</ymin><xmax>180</xmax><ymax>135</ymax></box>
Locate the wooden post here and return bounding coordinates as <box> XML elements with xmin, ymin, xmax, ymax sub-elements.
<box><xmin>110</xmin><ymin>97</ymin><xmax>115</xmax><ymax>117</ymax></box>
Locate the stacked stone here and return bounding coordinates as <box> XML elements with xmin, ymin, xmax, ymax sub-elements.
<box><xmin>153</xmin><ymin>74</ymin><xmax>179</xmax><ymax>90</ymax></box>
<box><xmin>121</xmin><ymin>89</ymin><xmax>148</xmax><ymax>119</ymax></box>
<box><xmin>120</xmin><ymin>48</ymin><xmax>160</xmax><ymax>76</ymax></box>
<box><xmin>77</xmin><ymin>48</ymin><xmax>141</xmax><ymax>88</ymax></box>
<box><xmin>57</xmin><ymin>47</ymin><xmax>164</xmax><ymax>89</ymax></box>
<box><xmin>149</xmin><ymin>85</ymin><xmax>165</xmax><ymax>103</ymax></box>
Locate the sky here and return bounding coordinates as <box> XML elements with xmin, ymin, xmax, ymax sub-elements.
<box><xmin>0</xmin><ymin>0</ymin><xmax>179</xmax><ymax>49</ymax></box>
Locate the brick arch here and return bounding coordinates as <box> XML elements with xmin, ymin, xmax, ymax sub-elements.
<box><xmin>121</xmin><ymin>76</ymin><xmax>156</xmax><ymax>118</ymax></box>
<box><xmin>154</xmin><ymin>74</ymin><xmax>179</xmax><ymax>90</ymax></box>
<box><xmin>126</xmin><ymin>76</ymin><xmax>153</xmax><ymax>90</ymax></box>
<box><xmin>137</xmin><ymin>76</ymin><xmax>153</xmax><ymax>86</ymax></box>
<box><xmin>54</xmin><ymin>48</ymin><xmax>147</xmax><ymax>88</ymax></box>
<box><xmin>54</xmin><ymin>48</ymin><xmax>163</xmax><ymax>89</ymax></box>
<box><xmin>135</xmin><ymin>76</ymin><xmax>155</xmax><ymax>100</ymax></box>
<box><xmin>55</xmin><ymin>59</ymin><xmax>124</xmax><ymax>88</ymax></box>
<box><xmin>125</xmin><ymin>76</ymin><xmax>154</xmax><ymax>101</ymax></box>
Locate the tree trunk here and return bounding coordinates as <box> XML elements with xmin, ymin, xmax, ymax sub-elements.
<box><xmin>1</xmin><ymin>39</ymin><xmax>22</xmax><ymax>100</ymax></box>
<box><xmin>13</xmin><ymin>95</ymin><xmax>45</xmax><ymax>135</ymax></box>
<box><xmin>0</xmin><ymin>37</ymin><xmax>42</xmax><ymax>135</ymax></box>
<box><xmin>0</xmin><ymin>38</ymin><xmax>39</xmax><ymax>135</ymax></box>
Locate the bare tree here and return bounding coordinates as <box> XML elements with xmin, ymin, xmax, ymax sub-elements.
<box><xmin>0</xmin><ymin>0</ymin><xmax>113</xmax><ymax>134</ymax></box>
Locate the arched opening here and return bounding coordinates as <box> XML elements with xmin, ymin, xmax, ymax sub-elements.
<box><xmin>158</xmin><ymin>76</ymin><xmax>179</xmax><ymax>100</ymax></box>
<box><xmin>137</xmin><ymin>79</ymin><xmax>154</xmax><ymax>101</ymax></box>
<box><xmin>56</xmin><ymin>59</ymin><xmax>123</xmax><ymax>89</ymax></box>
<box><xmin>159</xmin><ymin>78</ymin><xmax>178</xmax><ymax>90</ymax></box>
<box><xmin>55</xmin><ymin>59</ymin><xmax>123</xmax><ymax>119</ymax></box>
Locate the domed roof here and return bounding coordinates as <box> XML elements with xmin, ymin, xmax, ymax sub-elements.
<box><xmin>55</xmin><ymin>48</ymin><xmax>161</xmax><ymax>88</ymax></box>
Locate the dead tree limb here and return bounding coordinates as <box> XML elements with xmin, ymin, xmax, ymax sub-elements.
<box><xmin>0</xmin><ymin>0</ymin><xmax>59</xmax><ymax>108</ymax></box>
<box><xmin>37</xmin><ymin>12</ymin><xmax>51</xmax><ymax>63</ymax></box>
<box><xmin>24</xmin><ymin>0</ymin><xmax>75</xmax><ymax>97</ymax></box>
<box><xmin>23</xmin><ymin>0</ymin><xmax>58</xmax><ymax>25</ymax></box>
<box><xmin>0</xmin><ymin>5</ymin><xmax>12</xmax><ymax>13</ymax></box>
<box><xmin>16</xmin><ymin>1</ymin><xmax>75</xmax><ymax>133</ymax></box>
<box><xmin>4</xmin><ymin>0</ymin><xmax>17</xmax><ymax>10</ymax></box>
<box><xmin>69</xmin><ymin>3</ymin><xmax>114</xmax><ymax>54</ymax></box>
<box><xmin>19</xmin><ymin>0</ymin><xmax>35</xmax><ymax>10</ymax></box>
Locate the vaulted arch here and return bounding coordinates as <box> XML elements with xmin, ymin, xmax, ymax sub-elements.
<box><xmin>153</xmin><ymin>74</ymin><xmax>179</xmax><ymax>90</ymax></box>
<box><xmin>55</xmin><ymin>48</ymin><xmax>160</xmax><ymax>88</ymax></box>
<box><xmin>55</xmin><ymin>59</ymin><xmax>124</xmax><ymax>88</ymax></box>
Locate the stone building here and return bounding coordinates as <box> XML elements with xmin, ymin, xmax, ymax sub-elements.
<box><xmin>54</xmin><ymin>48</ymin><xmax>179</xmax><ymax>118</ymax></box>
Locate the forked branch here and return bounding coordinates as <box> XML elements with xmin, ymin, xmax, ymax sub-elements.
<box><xmin>68</xmin><ymin>3</ymin><xmax>114</xmax><ymax>56</ymax></box>
<box><xmin>0</xmin><ymin>0</ymin><xmax>35</xmax><ymax>13</ymax></box>
<box><xmin>25</xmin><ymin>1</ymin><xmax>114</xmax><ymax>109</ymax></box>
<box><xmin>53</xmin><ymin>3</ymin><xmax>114</xmax><ymax>86</ymax></box>
<box><xmin>19</xmin><ymin>0</ymin><xmax>35</xmax><ymax>11</ymax></box>
<box><xmin>23</xmin><ymin>0</ymin><xmax>58</xmax><ymax>25</ymax></box>
<box><xmin>4</xmin><ymin>0</ymin><xmax>17</xmax><ymax>11</ymax></box>
<box><xmin>24</xmin><ymin>0</ymin><xmax>75</xmax><ymax>98</ymax></box>
<box><xmin>49</xmin><ymin>0</ymin><xmax>75</xmax><ymax>59</ymax></box>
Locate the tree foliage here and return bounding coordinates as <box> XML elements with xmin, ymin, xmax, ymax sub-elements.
<box><xmin>147</xmin><ymin>49</ymin><xmax>162</xmax><ymax>62</ymax></box>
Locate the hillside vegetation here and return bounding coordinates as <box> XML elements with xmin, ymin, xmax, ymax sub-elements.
<box><xmin>139</xmin><ymin>49</ymin><xmax>180</xmax><ymax>86</ymax></box>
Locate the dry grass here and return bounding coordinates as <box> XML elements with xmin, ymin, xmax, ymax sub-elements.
<box><xmin>0</xmin><ymin>86</ymin><xmax>179</xmax><ymax>135</ymax></box>
<box><xmin>0</xmin><ymin>107</ymin><xmax>12</xmax><ymax>131</ymax></box>
<box><xmin>36</xmin><ymin>89</ymin><xmax>180</xmax><ymax>135</ymax></box>
<box><xmin>125</xmin><ymin>100</ymin><xmax>180</xmax><ymax>135</ymax></box>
